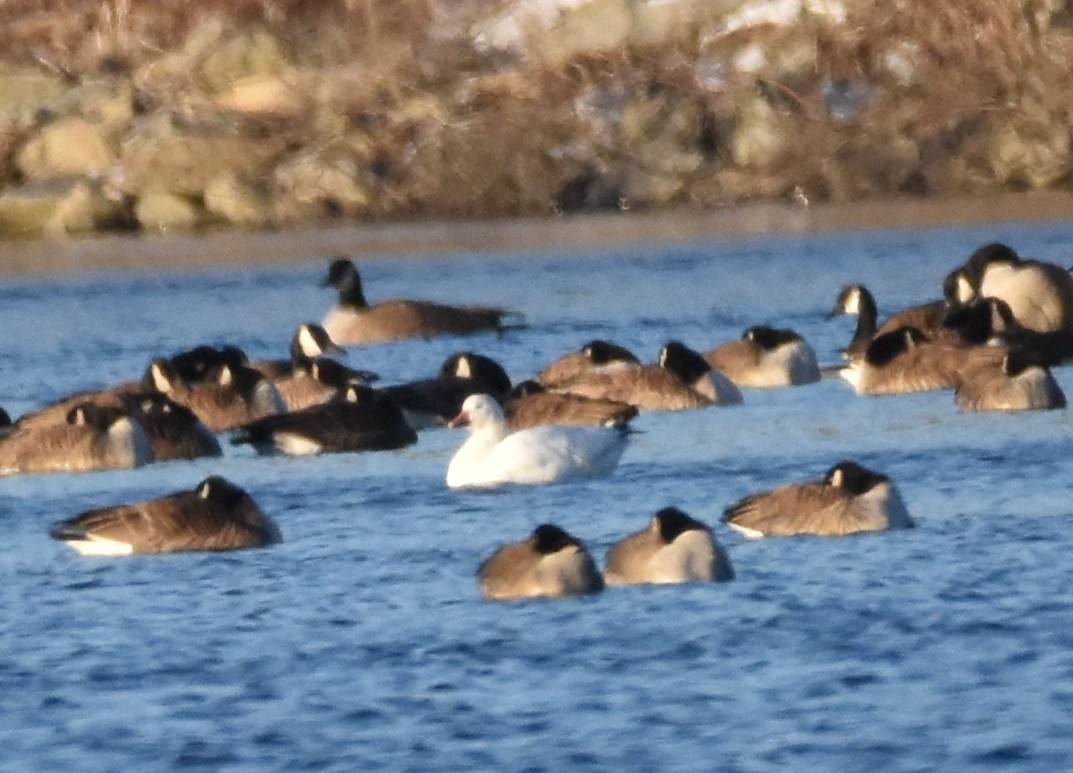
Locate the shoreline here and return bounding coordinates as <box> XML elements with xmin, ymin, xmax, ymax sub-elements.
<box><xmin>3</xmin><ymin>190</ymin><xmax>1073</xmax><ymax>277</ymax></box>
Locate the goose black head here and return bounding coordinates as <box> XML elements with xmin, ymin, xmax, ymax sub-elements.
<box><xmin>829</xmin><ymin>284</ymin><xmax>876</xmax><ymax>319</ymax></box>
<box><xmin>439</xmin><ymin>353</ymin><xmax>512</xmax><ymax>396</ymax></box>
<box><xmin>653</xmin><ymin>507</ymin><xmax>708</xmax><ymax>543</ymax></box>
<box><xmin>864</xmin><ymin>327</ymin><xmax>927</xmax><ymax>367</ymax></box>
<box><xmin>292</xmin><ymin>323</ymin><xmax>344</xmax><ymax>361</ymax></box>
<box><xmin>509</xmin><ymin>380</ymin><xmax>545</xmax><ymax>399</ymax></box>
<box><xmin>583</xmin><ymin>340</ymin><xmax>640</xmax><ymax>367</ymax></box>
<box><xmin>824</xmin><ymin>460</ymin><xmax>888</xmax><ymax>494</ymax></box>
<box><xmin>323</xmin><ymin>258</ymin><xmax>367</xmax><ymax>307</ymax></box>
<box><xmin>744</xmin><ymin>325</ymin><xmax>802</xmax><ymax>350</ymax></box>
<box><xmin>964</xmin><ymin>242</ymin><xmax>1021</xmax><ymax>284</ymax></box>
<box><xmin>196</xmin><ymin>476</ymin><xmax>249</xmax><ymax>508</ymax></box>
<box><xmin>659</xmin><ymin>341</ymin><xmax>711</xmax><ymax>384</ymax></box>
<box><xmin>529</xmin><ymin>524</ymin><xmax>580</xmax><ymax>555</ymax></box>
<box><xmin>66</xmin><ymin>403</ymin><xmax>127</xmax><ymax>429</ymax></box>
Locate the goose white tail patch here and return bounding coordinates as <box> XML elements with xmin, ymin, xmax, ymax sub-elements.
<box><xmin>274</xmin><ymin>433</ymin><xmax>324</xmax><ymax>456</ymax></box>
<box><xmin>839</xmin><ymin>363</ymin><xmax>863</xmax><ymax>390</ymax></box>
<box><xmin>725</xmin><ymin>521</ymin><xmax>765</xmax><ymax>540</ymax></box>
<box><xmin>62</xmin><ymin>535</ymin><xmax>135</xmax><ymax>556</ymax></box>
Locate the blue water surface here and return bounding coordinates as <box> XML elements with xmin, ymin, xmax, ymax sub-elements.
<box><xmin>3</xmin><ymin>219</ymin><xmax>1073</xmax><ymax>770</ymax></box>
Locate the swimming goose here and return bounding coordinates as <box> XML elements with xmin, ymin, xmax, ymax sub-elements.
<box><xmin>948</xmin><ymin>242</ymin><xmax>1073</xmax><ymax>335</ymax></box>
<box><xmin>49</xmin><ymin>476</ymin><xmax>281</xmax><ymax>556</ymax></box>
<box><xmin>253</xmin><ymin>323</ymin><xmax>345</xmax><ymax>380</ymax></box>
<box><xmin>446</xmin><ymin>394</ymin><xmax>630</xmax><ymax>489</ymax></box>
<box><xmin>535</xmin><ymin>339</ymin><xmax>642</xmax><ymax>387</ymax></box>
<box><xmin>552</xmin><ymin>341</ymin><xmax>742</xmax><ymax>411</ymax></box>
<box><xmin>320</xmin><ymin>258</ymin><xmax>518</xmax><ymax>344</ymax></box>
<box><xmin>839</xmin><ymin>326</ymin><xmax>1006</xmax><ymax>396</ymax></box>
<box><xmin>723</xmin><ymin>461</ymin><xmax>914</xmax><ymax>538</ymax></box>
<box><xmin>604</xmin><ymin>507</ymin><xmax>734</xmax><ymax>585</ymax></box>
<box><xmin>705</xmin><ymin>326</ymin><xmax>820</xmax><ymax>388</ymax></box>
<box><xmin>830</xmin><ymin>283</ymin><xmax>949</xmax><ymax>360</ymax></box>
<box><xmin>231</xmin><ymin>383</ymin><xmax>417</xmax><ymax>455</ymax></box>
<box><xmin>477</xmin><ymin>524</ymin><xmax>604</xmax><ymax>600</ymax></box>
<box><xmin>383</xmin><ymin>352</ymin><xmax>512</xmax><ymax>429</ymax></box>
<box><xmin>503</xmin><ymin>380</ymin><xmax>639</xmax><ymax>430</ymax></box>
<box><xmin>954</xmin><ymin>349</ymin><xmax>1066</xmax><ymax>412</ymax></box>
<box><xmin>0</xmin><ymin>403</ymin><xmax>154</xmax><ymax>475</ymax></box>
<box><xmin>147</xmin><ymin>358</ymin><xmax>285</xmax><ymax>432</ymax></box>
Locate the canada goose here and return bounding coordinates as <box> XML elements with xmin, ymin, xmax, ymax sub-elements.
<box><xmin>948</xmin><ymin>242</ymin><xmax>1073</xmax><ymax>335</ymax></box>
<box><xmin>829</xmin><ymin>283</ymin><xmax>949</xmax><ymax>360</ymax></box>
<box><xmin>49</xmin><ymin>476</ymin><xmax>281</xmax><ymax>556</ymax></box>
<box><xmin>231</xmin><ymin>383</ymin><xmax>417</xmax><ymax>456</ymax></box>
<box><xmin>147</xmin><ymin>358</ymin><xmax>285</xmax><ymax>432</ymax></box>
<box><xmin>446</xmin><ymin>393</ymin><xmax>630</xmax><ymax>488</ymax></box>
<box><xmin>954</xmin><ymin>349</ymin><xmax>1066</xmax><ymax>412</ymax></box>
<box><xmin>604</xmin><ymin>507</ymin><xmax>734</xmax><ymax>585</ymax></box>
<box><xmin>723</xmin><ymin>460</ymin><xmax>914</xmax><ymax>538</ymax></box>
<box><xmin>553</xmin><ymin>341</ymin><xmax>742</xmax><ymax>410</ymax></box>
<box><xmin>167</xmin><ymin>344</ymin><xmax>249</xmax><ymax>384</ymax></box>
<box><xmin>253</xmin><ymin>323</ymin><xmax>345</xmax><ymax>380</ymax></box>
<box><xmin>839</xmin><ymin>326</ymin><xmax>1006</xmax><ymax>396</ymax></box>
<box><xmin>0</xmin><ymin>403</ymin><xmax>154</xmax><ymax>475</ymax></box>
<box><xmin>129</xmin><ymin>394</ymin><xmax>223</xmax><ymax>461</ymax></box>
<box><xmin>383</xmin><ymin>351</ymin><xmax>512</xmax><ymax>429</ymax></box>
<box><xmin>320</xmin><ymin>257</ymin><xmax>519</xmax><ymax>344</ymax></box>
<box><xmin>535</xmin><ymin>339</ymin><xmax>641</xmax><ymax>387</ymax></box>
<box><xmin>705</xmin><ymin>326</ymin><xmax>821</xmax><ymax>388</ymax></box>
<box><xmin>477</xmin><ymin>523</ymin><xmax>604</xmax><ymax>600</ymax></box>
<box><xmin>503</xmin><ymin>380</ymin><xmax>639</xmax><ymax>429</ymax></box>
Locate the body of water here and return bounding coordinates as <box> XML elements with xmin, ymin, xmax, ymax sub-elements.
<box><xmin>3</xmin><ymin>217</ymin><xmax>1073</xmax><ymax>770</ymax></box>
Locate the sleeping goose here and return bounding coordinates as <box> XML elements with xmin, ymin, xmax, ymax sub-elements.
<box><xmin>503</xmin><ymin>381</ymin><xmax>639</xmax><ymax>430</ymax></box>
<box><xmin>477</xmin><ymin>524</ymin><xmax>604</xmax><ymax>600</ymax></box>
<box><xmin>128</xmin><ymin>394</ymin><xmax>222</xmax><ymax>461</ymax></box>
<box><xmin>553</xmin><ymin>341</ymin><xmax>742</xmax><ymax>411</ymax></box>
<box><xmin>839</xmin><ymin>326</ymin><xmax>1006</xmax><ymax>396</ymax></box>
<box><xmin>954</xmin><ymin>348</ymin><xmax>1066</xmax><ymax>412</ymax></box>
<box><xmin>705</xmin><ymin>326</ymin><xmax>820</xmax><ymax>388</ymax></box>
<box><xmin>49</xmin><ymin>476</ymin><xmax>280</xmax><ymax>556</ymax></box>
<box><xmin>146</xmin><ymin>358</ymin><xmax>285</xmax><ymax>432</ymax></box>
<box><xmin>723</xmin><ymin>461</ymin><xmax>914</xmax><ymax>538</ymax></box>
<box><xmin>445</xmin><ymin>394</ymin><xmax>630</xmax><ymax>489</ymax></box>
<box><xmin>604</xmin><ymin>507</ymin><xmax>734</xmax><ymax>585</ymax></box>
<box><xmin>383</xmin><ymin>352</ymin><xmax>512</xmax><ymax>429</ymax></box>
<box><xmin>535</xmin><ymin>339</ymin><xmax>641</xmax><ymax>387</ymax></box>
<box><xmin>231</xmin><ymin>384</ymin><xmax>417</xmax><ymax>455</ymax></box>
<box><xmin>320</xmin><ymin>258</ymin><xmax>519</xmax><ymax>344</ymax></box>
<box><xmin>0</xmin><ymin>403</ymin><xmax>154</xmax><ymax>475</ymax></box>
<box><xmin>947</xmin><ymin>242</ymin><xmax>1073</xmax><ymax>336</ymax></box>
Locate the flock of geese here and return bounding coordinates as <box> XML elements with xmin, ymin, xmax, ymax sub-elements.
<box><xmin>7</xmin><ymin>243</ymin><xmax>1073</xmax><ymax>600</ymax></box>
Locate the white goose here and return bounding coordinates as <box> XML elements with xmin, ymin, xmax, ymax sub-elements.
<box><xmin>446</xmin><ymin>394</ymin><xmax>630</xmax><ymax>489</ymax></box>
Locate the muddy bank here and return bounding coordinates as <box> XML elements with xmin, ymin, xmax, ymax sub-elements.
<box><xmin>3</xmin><ymin>190</ymin><xmax>1073</xmax><ymax>277</ymax></box>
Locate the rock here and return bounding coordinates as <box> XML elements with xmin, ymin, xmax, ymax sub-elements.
<box><xmin>990</xmin><ymin>116</ymin><xmax>1070</xmax><ymax>189</ymax></box>
<box><xmin>120</xmin><ymin>131</ymin><xmax>282</xmax><ymax>197</ymax></box>
<box><xmin>0</xmin><ymin>179</ymin><xmax>121</xmax><ymax>238</ymax></box>
<box><xmin>16</xmin><ymin>118</ymin><xmax>116</xmax><ymax>181</ymax></box>
<box><xmin>271</xmin><ymin>151</ymin><xmax>371</xmax><ymax>223</ymax></box>
<box><xmin>0</xmin><ymin>69</ymin><xmax>68</xmax><ymax>124</ymax></box>
<box><xmin>535</xmin><ymin>0</ymin><xmax>633</xmax><ymax>64</ymax></box>
<box><xmin>214</xmin><ymin>74</ymin><xmax>308</xmax><ymax>119</ymax></box>
<box><xmin>135</xmin><ymin>190</ymin><xmax>201</xmax><ymax>232</ymax></box>
<box><xmin>731</xmin><ymin>98</ymin><xmax>791</xmax><ymax>170</ymax></box>
<box><xmin>204</xmin><ymin>173</ymin><xmax>269</xmax><ymax>227</ymax></box>
<box><xmin>199</xmin><ymin>27</ymin><xmax>290</xmax><ymax>94</ymax></box>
